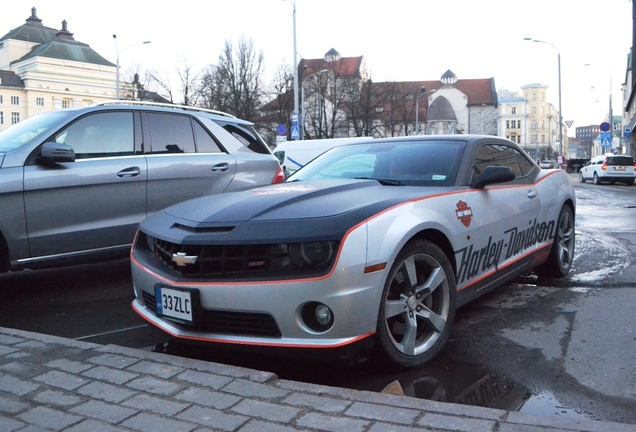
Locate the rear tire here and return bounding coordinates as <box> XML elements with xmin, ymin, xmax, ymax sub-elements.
<box><xmin>593</xmin><ymin>173</ymin><xmax>601</xmax><ymax>185</ymax></box>
<box><xmin>535</xmin><ymin>205</ymin><xmax>575</xmax><ymax>278</ymax></box>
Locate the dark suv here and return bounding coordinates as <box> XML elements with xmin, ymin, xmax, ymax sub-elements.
<box><xmin>0</xmin><ymin>101</ymin><xmax>284</xmax><ymax>272</ymax></box>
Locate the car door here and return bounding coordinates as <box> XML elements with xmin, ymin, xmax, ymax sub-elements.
<box><xmin>23</xmin><ymin>111</ymin><xmax>147</xmax><ymax>257</ymax></box>
<box><xmin>454</xmin><ymin>143</ymin><xmax>542</xmax><ymax>290</ymax></box>
<box><xmin>141</xmin><ymin>112</ymin><xmax>237</xmax><ymax>214</ymax></box>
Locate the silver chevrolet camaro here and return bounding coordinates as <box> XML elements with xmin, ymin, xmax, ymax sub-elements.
<box><xmin>131</xmin><ymin>135</ymin><xmax>576</xmax><ymax>368</ymax></box>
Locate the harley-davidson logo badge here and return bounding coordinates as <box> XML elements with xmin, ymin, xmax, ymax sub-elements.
<box><xmin>455</xmin><ymin>200</ymin><xmax>473</xmax><ymax>227</ymax></box>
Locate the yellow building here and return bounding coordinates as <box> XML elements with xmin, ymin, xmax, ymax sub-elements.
<box><xmin>498</xmin><ymin>84</ymin><xmax>567</xmax><ymax>161</ymax></box>
<box><xmin>0</xmin><ymin>8</ymin><xmax>116</xmax><ymax>132</ymax></box>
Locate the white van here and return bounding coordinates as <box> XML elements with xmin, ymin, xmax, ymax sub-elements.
<box><xmin>274</xmin><ymin>137</ymin><xmax>372</xmax><ymax>176</ymax></box>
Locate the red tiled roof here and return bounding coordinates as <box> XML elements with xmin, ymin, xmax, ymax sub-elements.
<box><xmin>300</xmin><ymin>56</ymin><xmax>363</xmax><ymax>78</ymax></box>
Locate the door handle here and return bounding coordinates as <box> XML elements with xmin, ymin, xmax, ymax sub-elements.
<box><xmin>211</xmin><ymin>163</ymin><xmax>230</xmax><ymax>173</ymax></box>
<box><xmin>527</xmin><ymin>189</ymin><xmax>537</xmax><ymax>199</ymax></box>
<box><xmin>117</xmin><ymin>167</ymin><xmax>141</xmax><ymax>177</ymax></box>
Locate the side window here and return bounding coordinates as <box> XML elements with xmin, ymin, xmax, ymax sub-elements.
<box><xmin>472</xmin><ymin>144</ymin><xmax>527</xmax><ymax>181</ymax></box>
<box><xmin>55</xmin><ymin>112</ymin><xmax>134</xmax><ymax>158</ymax></box>
<box><xmin>193</xmin><ymin>121</ymin><xmax>222</xmax><ymax>153</ymax></box>
<box><xmin>144</xmin><ymin>113</ymin><xmax>196</xmax><ymax>154</ymax></box>
<box><xmin>216</xmin><ymin>122</ymin><xmax>270</xmax><ymax>155</ymax></box>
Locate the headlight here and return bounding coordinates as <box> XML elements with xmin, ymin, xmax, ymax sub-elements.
<box><xmin>288</xmin><ymin>241</ymin><xmax>336</xmax><ymax>268</ymax></box>
<box><xmin>144</xmin><ymin>232</ymin><xmax>155</xmax><ymax>253</ymax></box>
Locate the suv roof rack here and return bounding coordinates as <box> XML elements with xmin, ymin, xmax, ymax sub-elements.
<box><xmin>93</xmin><ymin>101</ymin><xmax>237</xmax><ymax>119</ymax></box>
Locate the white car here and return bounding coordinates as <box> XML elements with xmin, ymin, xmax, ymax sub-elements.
<box><xmin>131</xmin><ymin>135</ymin><xmax>576</xmax><ymax>368</ymax></box>
<box><xmin>579</xmin><ymin>154</ymin><xmax>635</xmax><ymax>185</ymax></box>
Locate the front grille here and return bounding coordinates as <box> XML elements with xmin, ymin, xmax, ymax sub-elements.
<box><xmin>142</xmin><ymin>291</ymin><xmax>281</xmax><ymax>338</ymax></box>
<box><xmin>148</xmin><ymin>236</ymin><xmax>338</xmax><ymax>281</ymax></box>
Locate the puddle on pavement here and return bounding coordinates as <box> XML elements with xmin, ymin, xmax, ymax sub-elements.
<box><xmin>518</xmin><ymin>391</ymin><xmax>593</xmax><ymax>419</ymax></box>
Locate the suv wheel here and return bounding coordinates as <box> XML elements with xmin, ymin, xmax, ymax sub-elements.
<box><xmin>578</xmin><ymin>172</ymin><xmax>586</xmax><ymax>183</ymax></box>
<box><xmin>593</xmin><ymin>172</ymin><xmax>602</xmax><ymax>185</ymax></box>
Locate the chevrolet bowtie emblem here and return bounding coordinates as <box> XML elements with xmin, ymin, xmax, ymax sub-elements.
<box><xmin>172</xmin><ymin>252</ymin><xmax>198</xmax><ymax>267</ymax></box>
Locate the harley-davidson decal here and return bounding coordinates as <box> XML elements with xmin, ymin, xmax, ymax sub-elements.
<box><xmin>456</xmin><ymin>200</ymin><xmax>473</xmax><ymax>227</ymax></box>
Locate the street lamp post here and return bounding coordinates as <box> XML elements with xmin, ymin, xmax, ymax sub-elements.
<box><xmin>414</xmin><ymin>86</ymin><xmax>427</xmax><ymax>135</ymax></box>
<box><xmin>524</xmin><ymin>38</ymin><xmax>562</xmax><ymax>160</ymax></box>
<box><xmin>283</xmin><ymin>0</ymin><xmax>299</xmax><ymax>140</ymax></box>
<box><xmin>113</xmin><ymin>35</ymin><xmax>151</xmax><ymax>100</ymax></box>
<box><xmin>300</xmin><ymin>68</ymin><xmax>328</xmax><ymax>140</ymax></box>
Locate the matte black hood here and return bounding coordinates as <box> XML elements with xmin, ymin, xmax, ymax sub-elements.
<box><xmin>146</xmin><ymin>179</ymin><xmax>447</xmax><ymax>244</ymax></box>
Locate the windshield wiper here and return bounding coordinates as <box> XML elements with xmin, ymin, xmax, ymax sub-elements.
<box><xmin>355</xmin><ymin>177</ymin><xmax>404</xmax><ymax>186</ymax></box>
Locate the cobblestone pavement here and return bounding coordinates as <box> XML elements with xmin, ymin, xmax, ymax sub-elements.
<box><xmin>1</xmin><ymin>327</ymin><xmax>635</xmax><ymax>432</ymax></box>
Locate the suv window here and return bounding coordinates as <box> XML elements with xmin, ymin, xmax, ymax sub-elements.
<box><xmin>215</xmin><ymin>121</ymin><xmax>270</xmax><ymax>154</ymax></box>
<box><xmin>607</xmin><ymin>156</ymin><xmax>634</xmax><ymax>166</ymax></box>
<box><xmin>193</xmin><ymin>121</ymin><xmax>222</xmax><ymax>153</ymax></box>
<box><xmin>55</xmin><ymin>112</ymin><xmax>134</xmax><ymax>158</ymax></box>
<box><xmin>145</xmin><ymin>113</ymin><xmax>196</xmax><ymax>154</ymax></box>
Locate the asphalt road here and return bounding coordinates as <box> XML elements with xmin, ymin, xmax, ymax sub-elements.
<box><xmin>1</xmin><ymin>173</ymin><xmax>635</xmax><ymax>425</ymax></box>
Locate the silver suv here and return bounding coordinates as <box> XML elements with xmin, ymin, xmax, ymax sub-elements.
<box><xmin>0</xmin><ymin>102</ymin><xmax>284</xmax><ymax>272</ymax></box>
<box><xmin>579</xmin><ymin>153</ymin><xmax>635</xmax><ymax>186</ymax></box>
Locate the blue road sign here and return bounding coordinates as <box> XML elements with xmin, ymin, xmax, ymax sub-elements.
<box><xmin>600</xmin><ymin>131</ymin><xmax>612</xmax><ymax>147</ymax></box>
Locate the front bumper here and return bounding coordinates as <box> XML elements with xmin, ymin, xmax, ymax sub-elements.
<box><xmin>130</xmin><ymin>226</ymin><xmax>391</xmax><ymax>349</ymax></box>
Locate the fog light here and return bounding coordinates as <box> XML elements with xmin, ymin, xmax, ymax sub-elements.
<box><xmin>315</xmin><ymin>304</ymin><xmax>332</xmax><ymax>326</ymax></box>
<box><xmin>301</xmin><ymin>302</ymin><xmax>334</xmax><ymax>332</ymax></box>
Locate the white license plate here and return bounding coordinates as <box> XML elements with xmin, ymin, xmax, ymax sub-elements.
<box><xmin>614</xmin><ymin>166</ymin><xmax>626</xmax><ymax>171</ymax></box>
<box><xmin>154</xmin><ymin>285</ymin><xmax>199</xmax><ymax>325</ymax></box>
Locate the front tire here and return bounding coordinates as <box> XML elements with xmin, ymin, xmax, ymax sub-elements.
<box><xmin>535</xmin><ymin>205</ymin><xmax>575</xmax><ymax>278</ymax></box>
<box><xmin>376</xmin><ymin>240</ymin><xmax>456</xmax><ymax>368</ymax></box>
<box><xmin>578</xmin><ymin>172</ymin><xmax>586</xmax><ymax>183</ymax></box>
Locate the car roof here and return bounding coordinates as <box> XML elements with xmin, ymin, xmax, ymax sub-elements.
<box><xmin>80</xmin><ymin>101</ymin><xmax>253</xmax><ymax>125</ymax></box>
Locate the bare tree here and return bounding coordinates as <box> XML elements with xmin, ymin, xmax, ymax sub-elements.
<box><xmin>147</xmin><ymin>57</ymin><xmax>201</xmax><ymax>106</ymax></box>
<box><xmin>344</xmin><ymin>78</ymin><xmax>383</xmax><ymax>137</ymax></box>
<box><xmin>258</xmin><ymin>63</ymin><xmax>295</xmax><ymax>142</ymax></box>
<box><xmin>199</xmin><ymin>37</ymin><xmax>265</xmax><ymax>121</ymax></box>
<box><xmin>148</xmin><ymin>69</ymin><xmax>175</xmax><ymax>104</ymax></box>
<box><xmin>176</xmin><ymin>57</ymin><xmax>201</xmax><ymax>106</ymax></box>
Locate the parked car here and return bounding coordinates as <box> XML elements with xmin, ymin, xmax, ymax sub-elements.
<box><xmin>130</xmin><ymin>135</ymin><xmax>576</xmax><ymax>368</ymax></box>
<box><xmin>273</xmin><ymin>137</ymin><xmax>371</xmax><ymax>177</ymax></box>
<box><xmin>539</xmin><ymin>159</ymin><xmax>556</xmax><ymax>169</ymax></box>
<box><xmin>0</xmin><ymin>101</ymin><xmax>284</xmax><ymax>272</ymax></box>
<box><xmin>578</xmin><ymin>154</ymin><xmax>635</xmax><ymax>185</ymax></box>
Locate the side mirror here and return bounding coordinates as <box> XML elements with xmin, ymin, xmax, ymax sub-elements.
<box><xmin>40</xmin><ymin>142</ymin><xmax>76</xmax><ymax>163</ymax></box>
<box><xmin>470</xmin><ymin>166</ymin><xmax>516</xmax><ymax>189</ymax></box>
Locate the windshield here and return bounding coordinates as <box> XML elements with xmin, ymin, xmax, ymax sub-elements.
<box><xmin>0</xmin><ymin>111</ymin><xmax>72</xmax><ymax>153</ymax></box>
<box><xmin>287</xmin><ymin>139</ymin><xmax>465</xmax><ymax>186</ymax></box>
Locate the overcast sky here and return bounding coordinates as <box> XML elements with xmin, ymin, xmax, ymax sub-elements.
<box><xmin>2</xmin><ymin>0</ymin><xmax>632</xmax><ymax>129</ymax></box>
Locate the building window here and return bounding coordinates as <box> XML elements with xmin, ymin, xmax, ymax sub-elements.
<box><xmin>0</xmin><ymin>95</ymin><xmax>3</xmax><ymax>104</ymax></box>
<box><xmin>532</xmin><ymin>107</ymin><xmax>537</xmax><ymax>115</ymax></box>
<box><xmin>0</xmin><ymin>112</ymin><xmax>3</xmax><ymax>124</ymax></box>
<box><xmin>36</xmin><ymin>97</ymin><xmax>45</xmax><ymax>107</ymax></box>
<box><xmin>506</xmin><ymin>120</ymin><xmax>510</xmax><ymax>129</ymax></box>
<box><xmin>11</xmin><ymin>112</ymin><xmax>20</xmax><ymax>124</ymax></box>
<box><xmin>62</xmin><ymin>99</ymin><xmax>71</xmax><ymax>109</ymax></box>
<box><xmin>511</xmin><ymin>107</ymin><xmax>516</xmax><ymax>115</ymax></box>
<box><xmin>11</xmin><ymin>96</ymin><xmax>19</xmax><ymax>105</ymax></box>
